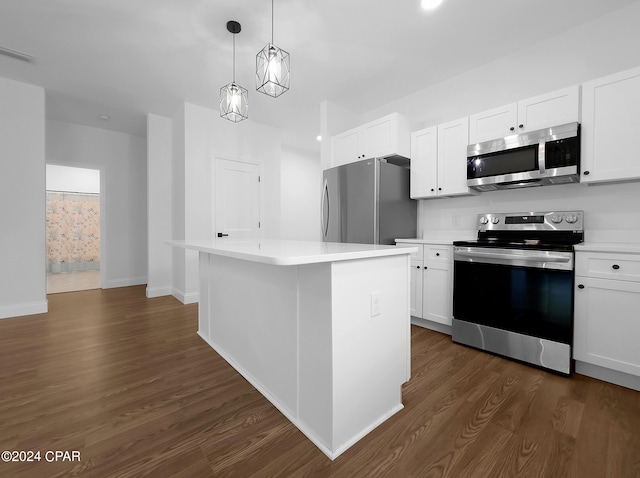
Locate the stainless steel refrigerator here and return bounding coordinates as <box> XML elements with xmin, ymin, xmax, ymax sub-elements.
<box><xmin>321</xmin><ymin>158</ymin><xmax>417</xmax><ymax>245</ymax></box>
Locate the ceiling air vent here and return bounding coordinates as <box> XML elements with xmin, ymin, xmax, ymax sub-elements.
<box><xmin>0</xmin><ymin>46</ymin><xmax>35</xmax><ymax>63</ymax></box>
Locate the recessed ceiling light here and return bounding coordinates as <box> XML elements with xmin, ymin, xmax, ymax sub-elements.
<box><xmin>316</xmin><ymin>135</ymin><xmax>322</xmax><ymax>142</ymax></box>
<box><xmin>421</xmin><ymin>0</ymin><xmax>443</xmax><ymax>10</ymax></box>
<box><xmin>98</xmin><ymin>115</ymin><xmax>110</xmax><ymax>121</ymax></box>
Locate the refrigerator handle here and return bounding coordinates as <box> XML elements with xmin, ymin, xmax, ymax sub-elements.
<box><xmin>321</xmin><ymin>179</ymin><xmax>329</xmax><ymax>238</ymax></box>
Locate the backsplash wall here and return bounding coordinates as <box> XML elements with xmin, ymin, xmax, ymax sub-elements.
<box><xmin>418</xmin><ymin>181</ymin><xmax>640</xmax><ymax>243</ymax></box>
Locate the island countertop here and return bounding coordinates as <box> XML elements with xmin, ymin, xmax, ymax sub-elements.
<box><xmin>168</xmin><ymin>239</ymin><xmax>417</xmax><ymax>266</ymax></box>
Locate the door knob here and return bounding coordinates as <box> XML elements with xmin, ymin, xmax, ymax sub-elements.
<box><xmin>217</xmin><ymin>233</ymin><xmax>229</xmax><ymax>238</ymax></box>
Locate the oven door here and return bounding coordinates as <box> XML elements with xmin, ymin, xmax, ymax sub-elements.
<box><xmin>452</xmin><ymin>246</ymin><xmax>575</xmax><ymax>374</ymax></box>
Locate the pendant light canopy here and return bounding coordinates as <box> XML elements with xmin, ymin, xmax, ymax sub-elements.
<box><xmin>256</xmin><ymin>0</ymin><xmax>290</xmax><ymax>97</ymax></box>
<box><xmin>220</xmin><ymin>21</ymin><xmax>248</xmax><ymax>122</ymax></box>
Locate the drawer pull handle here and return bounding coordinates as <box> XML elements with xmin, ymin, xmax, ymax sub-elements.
<box><xmin>435</xmin><ymin>253</ymin><xmax>440</xmax><ymax>257</ymax></box>
<box><xmin>612</xmin><ymin>264</ymin><xmax>620</xmax><ymax>270</ymax></box>
<box><xmin>416</xmin><ymin>265</ymin><xmax>421</xmax><ymax>269</ymax></box>
<box><xmin>578</xmin><ymin>284</ymin><xmax>585</xmax><ymax>289</ymax></box>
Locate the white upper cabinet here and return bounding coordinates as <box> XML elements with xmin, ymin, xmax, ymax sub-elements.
<box><xmin>468</xmin><ymin>85</ymin><xmax>580</xmax><ymax>144</ymax></box>
<box><xmin>468</xmin><ymin>103</ymin><xmax>517</xmax><ymax>145</ymax></box>
<box><xmin>331</xmin><ymin>129</ymin><xmax>361</xmax><ymax>168</ymax></box>
<box><xmin>437</xmin><ymin>118</ymin><xmax>471</xmax><ymax>197</ymax></box>
<box><xmin>330</xmin><ymin>113</ymin><xmax>411</xmax><ymax>168</ymax></box>
<box><xmin>410</xmin><ymin>118</ymin><xmax>471</xmax><ymax>199</ymax></box>
<box><xmin>581</xmin><ymin>66</ymin><xmax>640</xmax><ymax>184</ymax></box>
<box><xmin>410</xmin><ymin>126</ymin><xmax>437</xmax><ymax>198</ymax></box>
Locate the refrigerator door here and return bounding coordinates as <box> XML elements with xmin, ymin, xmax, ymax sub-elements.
<box><xmin>322</xmin><ymin>159</ymin><xmax>376</xmax><ymax>243</ymax></box>
<box><xmin>378</xmin><ymin>161</ymin><xmax>417</xmax><ymax>245</ymax></box>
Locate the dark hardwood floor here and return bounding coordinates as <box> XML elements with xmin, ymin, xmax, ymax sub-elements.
<box><xmin>0</xmin><ymin>285</ymin><xmax>639</xmax><ymax>477</ymax></box>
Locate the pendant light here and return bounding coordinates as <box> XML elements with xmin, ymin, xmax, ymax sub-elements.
<box><xmin>220</xmin><ymin>21</ymin><xmax>248</xmax><ymax>122</ymax></box>
<box><xmin>256</xmin><ymin>0</ymin><xmax>290</xmax><ymax>97</ymax></box>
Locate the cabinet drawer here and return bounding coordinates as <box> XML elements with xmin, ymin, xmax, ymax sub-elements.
<box><xmin>425</xmin><ymin>246</ymin><xmax>450</xmax><ymax>262</ymax></box>
<box><xmin>576</xmin><ymin>252</ymin><xmax>640</xmax><ymax>282</ymax></box>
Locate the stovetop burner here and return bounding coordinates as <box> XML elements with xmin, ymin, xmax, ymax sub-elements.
<box><xmin>455</xmin><ymin>210</ymin><xmax>585</xmax><ymax>250</ymax></box>
<box><xmin>453</xmin><ymin>238</ymin><xmax>577</xmax><ymax>252</ymax></box>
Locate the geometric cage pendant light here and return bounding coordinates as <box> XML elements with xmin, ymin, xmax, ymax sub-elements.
<box><xmin>256</xmin><ymin>0</ymin><xmax>290</xmax><ymax>97</ymax></box>
<box><xmin>220</xmin><ymin>21</ymin><xmax>249</xmax><ymax>122</ymax></box>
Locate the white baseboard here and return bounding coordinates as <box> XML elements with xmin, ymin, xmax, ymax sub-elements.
<box><xmin>171</xmin><ymin>287</ymin><xmax>199</xmax><ymax>304</ymax></box>
<box><xmin>146</xmin><ymin>286</ymin><xmax>172</xmax><ymax>298</ymax></box>
<box><xmin>411</xmin><ymin>316</ymin><xmax>452</xmax><ymax>336</ymax></box>
<box><xmin>0</xmin><ymin>300</ymin><xmax>48</xmax><ymax>319</ymax></box>
<box><xmin>103</xmin><ymin>276</ymin><xmax>147</xmax><ymax>289</ymax></box>
<box><xmin>575</xmin><ymin>360</ymin><xmax>640</xmax><ymax>392</ymax></box>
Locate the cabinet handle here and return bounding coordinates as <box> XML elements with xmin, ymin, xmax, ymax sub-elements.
<box><xmin>519</xmin><ymin>124</ymin><xmax>524</xmax><ymax>129</ymax></box>
<box><xmin>430</xmin><ymin>188</ymin><xmax>435</xmax><ymax>192</ymax></box>
<box><xmin>435</xmin><ymin>253</ymin><xmax>440</xmax><ymax>257</ymax></box>
<box><xmin>509</xmin><ymin>127</ymin><xmax>515</xmax><ymax>131</ymax></box>
<box><xmin>438</xmin><ymin>187</ymin><xmax>442</xmax><ymax>191</ymax></box>
<box><xmin>584</xmin><ymin>171</ymin><xmax>590</xmax><ymax>176</ymax></box>
<box><xmin>577</xmin><ymin>284</ymin><xmax>585</xmax><ymax>289</ymax></box>
<box><xmin>416</xmin><ymin>265</ymin><xmax>421</xmax><ymax>269</ymax></box>
<box><xmin>612</xmin><ymin>264</ymin><xmax>620</xmax><ymax>270</ymax></box>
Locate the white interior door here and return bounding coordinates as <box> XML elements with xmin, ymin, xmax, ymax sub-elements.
<box><xmin>215</xmin><ymin>157</ymin><xmax>261</xmax><ymax>240</ymax></box>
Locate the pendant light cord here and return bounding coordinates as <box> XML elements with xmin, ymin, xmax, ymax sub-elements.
<box><xmin>271</xmin><ymin>0</ymin><xmax>274</xmax><ymax>45</ymax></box>
<box><xmin>233</xmin><ymin>32</ymin><xmax>236</xmax><ymax>82</ymax></box>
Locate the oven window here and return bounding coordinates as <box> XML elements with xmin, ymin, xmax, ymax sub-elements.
<box><xmin>453</xmin><ymin>261</ymin><xmax>573</xmax><ymax>344</ymax></box>
<box><xmin>467</xmin><ymin>145</ymin><xmax>538</xmax><ymax>179</ymax></box>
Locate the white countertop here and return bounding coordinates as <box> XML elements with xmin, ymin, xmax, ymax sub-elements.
<box><xmin>574</xmin><ymin>242</ymin><xmax>640</xmax><ymax>254</ymax></box>
<box><xmin>168</xmin><ymin>239</ymin><xmax>417</xmax><ymax>266</ymax></box>
<box><xmin>396</xmin><ymin>236</ymin><xmax>475</xmax><ymax>246</ymax></box>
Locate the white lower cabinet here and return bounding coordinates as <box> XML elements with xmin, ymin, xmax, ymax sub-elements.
<box><xmin>398</xmin><ymin>242</ymin><xmax>453</xmax><ymax>327</ymax></box>
<box><xmin>574</xmin><ymin>251</ymin><xmax>640</xmax><ymax>377</ymax></box>
<box><xmin>422</xmin><ymin>260</ymin><xmax>452</xmax><ymax>325</ymax></box>
<box><xmin>410</xmin><ymin>259</ymin><xmax>423</xmax><ymax>318</ymax></box>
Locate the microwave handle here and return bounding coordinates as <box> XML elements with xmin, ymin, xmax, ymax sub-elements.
<box><xmin>538</xmin><ymin>140</ymin><xmax>546</xmax><ymax>175</ymax></box>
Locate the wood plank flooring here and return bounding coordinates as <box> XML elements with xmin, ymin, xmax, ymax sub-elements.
<box><xmin>1</xmin><ymin>285</ymin><xmax>639</xmax><ymax>477</ymax></box>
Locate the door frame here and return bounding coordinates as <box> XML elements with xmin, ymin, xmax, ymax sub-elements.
<box><xmin>45</xmin><ymin>161</ymin><xmax>106</xmax><ymax>289</ymax></box>
<box><xmin>212</xmin><ymin>155</ymin><xmax>263</xmax><ymax>241</ymax></box>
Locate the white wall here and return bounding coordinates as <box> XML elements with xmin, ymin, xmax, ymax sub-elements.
<box><xmin>356</xmin><ymin>2</ymin><xmax>640</xmax><ymax>240</ymax></box>
<box><xmin>281</xmin><ymin>145</ymin><xmax>322</xmax><ymax>241</ymax></box>
<box><xmin>46</xmin><ymin>120</ymin><xmax>147</xmax><ymax>289</ymax></box>
<box><xmin>146</xmin><ymin>114</ymin><xmax>173</xmax><ymax>298</ymax></box>
<box><xmin>46</xmin><ymin>164</ymin><xmax>100</xmax><ymax>193</ymax></box>
<box><xmin>0</xmin><ymin>78</ymin><xmax>47</xmax><ymax>319</ymax></box>
<box><xmin>164</xmin><ymin>102</ymin><xmax>284</xmax><ymax>303</ymax></box>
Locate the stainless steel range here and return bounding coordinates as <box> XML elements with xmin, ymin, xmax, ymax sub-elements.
<box><xmin>452</xmin><ymin>211</ymin><xmax>584</xmax><ymax>374</ymax></box>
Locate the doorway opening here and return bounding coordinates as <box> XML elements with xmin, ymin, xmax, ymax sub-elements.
<box><xmin>45</xmin><ymin>164</ymin><xmax>101</xmax><ymax>294</ymax></box>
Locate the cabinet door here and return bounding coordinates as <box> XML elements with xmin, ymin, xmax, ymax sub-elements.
<box><xmin>468</xmin><ymin>103</ymin><xmax>517</xmax><ymax>144</ymax></box>
<box><xmin>581</xmin><ymin>66</ymin><xmax>640</xmax><ymax>183</ymax></box>
<box><xmin>517</xmin><ymin>85</ymin><xmax>580</xmax><ymax>133</ymax></box>
<box><xmin>410</xmin><ymin>127</ymin><xmax>438</xmax><ymax>199</ymax></box>
<box><xmin>574</xmin><ymin>277</ymin><xmax>640</xmax><ymax>376</ymax></box>
<box><xmin>363</xmin><ymin>115</ymin><xmax>395</xmax><ymax>159</ymax></box>
<box><xmin>422</xmin><ymin>261</ymin><xmax>452</xmax><ymax>326</ymax></box>
<box><xmin>437</xmin><ymin>118</ymin><xmax>471</xmax><ymax>197</ymax></box>
<box><xmin>410</xmin><ymin>259</ymin><xmax>424</xmax><ymax>318</ymax></box>
<box><xmin>332</xmin><ymin>128</ymin><xmax>361</xmax><ymax>167</ymax></box>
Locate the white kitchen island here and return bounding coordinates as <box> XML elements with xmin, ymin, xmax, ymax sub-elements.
<box><xmin>169</xmin><ymin>239</ymin><xmax>416</xmax><ymax>460</ymax></box>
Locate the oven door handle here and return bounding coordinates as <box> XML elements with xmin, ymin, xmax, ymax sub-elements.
<box><xmin>454</xmin><ymin>247</ymin><xmax>574</xmax><ymax>270</ymax></box>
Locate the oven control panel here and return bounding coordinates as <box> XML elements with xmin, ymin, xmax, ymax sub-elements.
<box><xmin>477</xmin><ymin>211</ymin><xmax>583</xmax><ymax>232</ymax></box>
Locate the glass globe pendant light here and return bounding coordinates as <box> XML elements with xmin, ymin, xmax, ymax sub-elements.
<box><xmin>220</xmin><ymin>21</ymin><xmax>248</xmax><ymax>122</ymax></box>
<box><xmin>256</xmin><ymin>0</ymin><xmax>290</xmax><ymax>97</ymax></box>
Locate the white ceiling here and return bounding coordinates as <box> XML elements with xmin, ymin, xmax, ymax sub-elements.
<box><xmin>1</xmin><ymin>0</ymin><xmax>638</xmax><ymax>152</ymax></box>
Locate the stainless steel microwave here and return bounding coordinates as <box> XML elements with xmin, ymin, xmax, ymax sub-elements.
<box><xmin>466</xmin><ymin>122</ymin><xmax>580</xmax><ymax>192</ymax></box>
